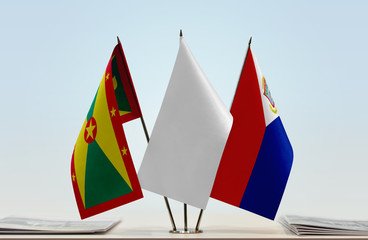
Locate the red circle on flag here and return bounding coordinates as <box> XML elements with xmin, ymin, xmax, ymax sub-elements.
<box><xmin>84</xmin><ymin>117</ymin><xmax>97</xmax><ymax>144</ymax></box>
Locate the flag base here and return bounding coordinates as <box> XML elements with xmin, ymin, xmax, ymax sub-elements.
<box><xmin>169</xmin><ymin>229</ymin><xmax>203</xmax><ymax>234</ymax></box>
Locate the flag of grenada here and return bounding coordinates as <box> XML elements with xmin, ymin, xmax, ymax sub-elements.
<box><xmin>71</xmin><ymin>43</ymin><xmax>143</xmax><ymax>219</ymax></box>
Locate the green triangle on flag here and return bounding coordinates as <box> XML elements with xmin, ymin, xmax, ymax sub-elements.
<box><xmin>84</xmin><ymin>140</ymin><xmax>133</xmax><ymax>209</ymax></box>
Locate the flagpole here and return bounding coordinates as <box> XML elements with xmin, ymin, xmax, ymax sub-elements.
<box><xmin>179</xmin><ymin>29</ymin><xmax>204</xmax><ymax>234</ymax></box>
<box><xmin>139</xmin><ymin>116</ymin><xmax>150</xmax><ymax>143</ymax></box>
<box><xmin>116</xmin><ymin>36</ymin><xmax>177</xmax><ymax>232</ymax></box>
<box><xmin>184</xmin><ymin>203</ymin><xmax>188</xmax><ymax>232</ymax></box>
<box><xmin>230</xmin><ymin>36</ymin><xmax>252</xmax><ymax>109</ymax></box>
<box><xmin>179</xmin><ymin>29</ymin><xmax>190</xmax><ymax>233</ymax></box>
<box><xmin>195</xmin><ymin>209</ymin><xmax>203</xmax><ymax>231</ymax></box>
<box><xmin>164</xmin><ymin>195</ymin><xmax>177</xmax><ymax>231</ymax></box>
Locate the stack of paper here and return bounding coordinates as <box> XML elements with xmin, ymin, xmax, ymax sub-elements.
<box><xmin>0</xmin><ymin>216</ymin><xmax>119</xmax><ymax>234</ymax></box>
<box><xmin>280</xmin><ymin>215</ymin><xmax>368</xmax><ymax>236</ymax></box>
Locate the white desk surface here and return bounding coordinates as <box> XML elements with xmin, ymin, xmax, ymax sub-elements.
<box><xmin>0</xmin><ymin>213</ymin><xmax>367</xmax><ymax>240</ymax></box>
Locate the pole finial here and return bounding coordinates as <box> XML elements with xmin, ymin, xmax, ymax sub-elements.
<box><xmin>117</xmin><ymin>36</ymin><xmax>121</xmax><ymax>44</ymax></box>
<box><xmin>180</xmin><ymin>29</ymin><xmax>183</xmax><ymax>37</ymax></box>
<box><xmin>248</xmin><ymin>36</ymin><xmax>252</xmax><ymax>46</ymax></box>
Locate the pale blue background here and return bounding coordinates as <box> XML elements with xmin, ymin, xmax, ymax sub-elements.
<box><xmin>0</xmin><ymin>0</ymin><xmax>367</xmax><ymax>222</ymax></box>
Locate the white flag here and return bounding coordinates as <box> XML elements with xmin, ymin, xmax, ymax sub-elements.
<box><xmin>138</xmin><ymin>37</ymin><xmax>233</xmax><ymax>209</ymax></box>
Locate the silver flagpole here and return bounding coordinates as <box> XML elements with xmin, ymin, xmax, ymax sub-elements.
<box><xmin>180</xmin><ymin>30</ymin><xmax>189</xmax><ymax>234</ymax></box>
<box><xmin>184</xmin><ymin>203</ymin><xmax>188</xmax><ymax>232</ymax></box>
<box><xmin>117</xmin><ymin>36</ymin><xmax>177</xmax><ymax>231</ymax></box>
<box><xmin>164</xmin><ymin>196</ymin><xmax>177</xmax><ymax>231</ymax></box>
<box><xmin>179</xmin><ymin>30</ymin><xmax>203</xmax><ymax>234</ymax></box>
<box><xmin>195</xmin><ymin>209</ymin><xmax>203</xmax><ymax>231</ymax></box>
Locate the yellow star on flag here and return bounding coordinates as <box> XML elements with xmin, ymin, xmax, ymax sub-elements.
<box><xmin>86</xmin><ymin>121</ymin><xmax>96</xmax><ymax>141</ymax></box>
<box><xmin>122</xmin><ymin>147</ymin><xmax>128</xmax><ymax>156</ymax></box>
<box><xmin>106</xmin><ymin>73</ymin><xmax>110</xmax><ymax>80</ymax></box>
<box><xmin>110</xmin><ymin>107</ymin><xmax>116</xmax><ymax>117</ymax></box>
<box><xmin>72</xmin><ymin>174</ymin><xmax>76</xmax><ymax>182</ymax></box>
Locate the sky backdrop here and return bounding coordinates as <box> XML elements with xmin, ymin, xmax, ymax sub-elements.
<box><xmin>0</xmin><ymin>0</ymin><xmax>368</xmax><ymax>222</ymax></box>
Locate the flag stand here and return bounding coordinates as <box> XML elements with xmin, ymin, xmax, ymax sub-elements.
<box><xmin>169</xmin><ymin>204</ymin><xmax>203</xmax><ymax>234</ymax></box>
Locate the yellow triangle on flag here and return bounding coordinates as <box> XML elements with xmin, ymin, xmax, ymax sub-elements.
<box><xmin>93</xmin><ymin>77</ymin><xmax>132</xmax><ymax>190</ymax></box>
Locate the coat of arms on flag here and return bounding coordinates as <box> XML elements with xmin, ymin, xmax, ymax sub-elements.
<box><xmin>71</xmin><ymin>39</ymin><xmax>143</xmax><ymax>219</ymax></box>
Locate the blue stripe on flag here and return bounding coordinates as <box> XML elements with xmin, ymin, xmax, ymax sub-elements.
<box><xmin>239</xmin><ymin>117</ymin><xmax>293</xmax><ymax>220</ymax></box>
